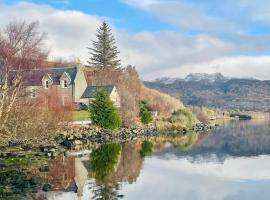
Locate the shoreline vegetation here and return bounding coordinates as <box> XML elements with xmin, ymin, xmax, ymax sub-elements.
<box><xmin>0</xmin><ymin>20</ymin><xmax>269</xmax><ymax>152</ymax></box>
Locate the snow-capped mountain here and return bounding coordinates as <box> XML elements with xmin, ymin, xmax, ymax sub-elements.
<box><xmin>184</xmin><ymin>73</ymin><xmax>228</xmax><ymax>83</ymax></box>
<box><xmin>145</xmin><ymin>73</ymin><xmax>269</xmax><ymax>111</ymax></box>
<box><xmin>152</xmin><ymin>73</ymin><xmax>228</xmax><ymax>84</ymax></box>
<box><xmin>153</xmin><ymin>77</ymin><xmax>182</xmax><ymax>84</ymax></box>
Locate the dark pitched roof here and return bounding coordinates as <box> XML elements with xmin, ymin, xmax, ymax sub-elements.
<box><xmin>81</xmin><ymin>85</ymin><xmax>114</xmax><ymax>98</ymax></box>
<box><xmin>8</xmin><ymin>67</ymin><xmax>77</xmax><ymax>86</ymax></box>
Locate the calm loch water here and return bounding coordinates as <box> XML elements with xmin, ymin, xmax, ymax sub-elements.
<box><xmin>1</xmin><ymin>120</ymin><xmax>270</xmax><ymax>200</ymax></box>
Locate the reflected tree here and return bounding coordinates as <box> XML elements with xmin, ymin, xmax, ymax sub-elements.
<box><xmin>90</xmin><ymin>143</ymin><xmax>122</xmax><ymax>183</ymax></box>
<box><xmin>140</xmin><ymin>141</ymin><xmax>153</xmax><ymax>158</ymax></box>
<box><xmin>89</xmin><ymin>141</ymin><xmax>144</xmax><ymax>200</ymax></box>
<box><xmin>0</xmin><ymin>169</ymin><xmax>43</xmax><ymax>199</ymax></box>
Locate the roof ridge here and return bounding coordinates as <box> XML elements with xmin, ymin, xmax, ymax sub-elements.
<box><xmin>48</xmin><ymin>66</ymin><xmax>77</xmax><ymax>70</ymax></box>
<box><xmin>87</xmin><ymin>84</ymin><xmax>114</xmax><ymax>87</ymax></box>
<box><xmin>10</xmin><ymin>66</ymin><xmax>77</xmax><ymax>72</ymax></box>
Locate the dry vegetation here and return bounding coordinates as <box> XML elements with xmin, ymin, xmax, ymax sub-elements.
<box><xmin>140</xmin><ymin>86</ymin><xmax>184</xmax><ymax>117</ymax></box>
<box><xmin>191</xmin><ymin>107</ymin><xmax>210</xmax><ymax>124</ymax></box>
<box><xmin>0</xmin><ymin>20</ymin><xmax>188</xmax><ymax>146</ymax></box>
<box><xmin>0</xmin><ymin>21</ymin><xmax>68</xmax><ymax>146</ymax></box>
<box><xmin>84</xmin><ymin>65</ymin><xmax>184</xmax><ymax>127</ymax></box>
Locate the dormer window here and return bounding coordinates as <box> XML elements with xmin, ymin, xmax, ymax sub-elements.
<box><xmin>44</xmin><ymin>80</ymin><xmax>49</xmax><ymax>89</ymax></box>
<box><xmin>61</xmin><ymin>80</ymin><xmax>68</xmax><ymax>88</ymax></box>
<box><xmin>42</xmin><ymin>73</ymin><xmax>53</xmax><ymax>89</ymax></box>
<box><xmin>60</xmin><ymin>72</ymin><xmax>71</xmax><ymax>88</ymax></box>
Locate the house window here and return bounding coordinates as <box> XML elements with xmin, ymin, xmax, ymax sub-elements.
<box><xmin>62</xmin><ymin>96</ymin><xmax>68</xmax><ymax>106</ymax></box>
<box><xmin>44</xmin><ymin>80</ymin><xmax>49</xmax><ymax>89</ymax></box>
<box><xmin>61</xmin><ymin>80</ymin><xmax>68</xmax><ymax>88</ymax></box>
<box><xmin>30</xmin><ymin>88</ymin><xmax>35</xmax><ymax>98</ymax></box>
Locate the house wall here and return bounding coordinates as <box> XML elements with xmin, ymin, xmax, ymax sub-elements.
<box><xmin>26</xmin><ymin>84</ymin><xmax>74</xmax><ymax>106</ymax></box>
<box><xmin>80</xmin><ymin>87</ymin><xmax>121</xmax><ymax>108</ymax></box>
<box><xmin>80</xmin><ymin>98</ymin><xmax>92</xmax><ymax>106</ymax></box>
<box><xmin>74</xmin><ymin>65</ymin><xmax>88</xmax><ymax>103</ymax></box>
<box><xmin>24</xmin><ymin>66</ymin><xmax>87</xmax><ymax>106</ymax></box>
<box><xmin>110</xmin><ymin>86</ymin><xmax>121</xmax><ymax>107</ymax></box>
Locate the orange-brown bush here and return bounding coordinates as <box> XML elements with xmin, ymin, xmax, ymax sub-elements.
<box><xmin>0</xmin><ymin>101</ymin><xmax>70</xmax><ymax>146</ymax></box>
<box><xmin>140</xmin><ymin>86</ymin><xmax>184</xmax><ymax>117</ymax></box>
<box><xmin>191</xmin><ymin>107</ymin><xmax>210</xmax><ymax>124</ymax></box>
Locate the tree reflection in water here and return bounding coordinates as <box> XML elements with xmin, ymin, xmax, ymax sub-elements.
<box><xmin>0</xmin><ymin>133</ymin><xmax>211</xmax><ymax>199</ymax></box>
<box><xmin>89</xmin><ymin>141</ymin><xmax>153</xmax><ymax>199</ymax></box>
<box><xmin>0</xmin><ymin>152</ymin><xmax>49</xmax><ymax>200</ymax></box>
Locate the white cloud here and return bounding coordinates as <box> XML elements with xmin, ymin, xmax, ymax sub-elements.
<box><xmin>117</xmin><ymin>31</ymin><xmax>236</xmax><ymax>79</ymax></box>
<box><xmin>0</xmin><ymin>2</ymin><xmax>101</xmax><ymax>62</ymax></box>
<box><xmin>122</xmin><ymin>0</ymin><xmax>234</xmax><ymax>32</ymax></box>
<box><xmin>155</xmin><ymin>56</ymin><xmax>270</xmax><ymax>80</ymax></box>
<box><xmin>122</xmin><ymin>0</ymin><xmax>159</xmax><ymax>7</ymax></box>
<box><xmin>236</xmin><ymin>0</ymin><xmax>270</xmax><ymax>23</ymax></box>
<box><xmin>0</xmin><ymin>1</ymin><xmax>270</xmax><ymax>81</ymax></box>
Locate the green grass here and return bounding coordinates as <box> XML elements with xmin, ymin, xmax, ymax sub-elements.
<box><xmin>72</xmin><ymin>111</ymin><xmax>90</xmax><ymax>121</ymax></box>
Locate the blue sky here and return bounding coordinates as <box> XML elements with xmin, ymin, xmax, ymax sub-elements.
<box><xmin>1</xmin><ymin>0</ymin><xmax>176</xmax><ymax>32</ymax></box>
<box><xmin>1</xmin><ymin>0</ymin><xmax>270</xmax><ymax>79</ymax></box>
<box><xmin>2</xmin><ymin>0</ymin><xmax>269</xmax><ymax>35</ymax></box>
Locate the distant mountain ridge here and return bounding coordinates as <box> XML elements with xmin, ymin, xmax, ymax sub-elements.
<box><xmin>184</xmin><ymin>72</ymin><xmax>228</xmax><ymax>83</ymax></box>
<box><xmin>146</xmin><ymin>73</ymin><xmax>270</xmax><ymax>111</ymax></box>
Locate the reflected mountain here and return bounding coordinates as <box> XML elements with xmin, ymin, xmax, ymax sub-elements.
<box><xmin>3</xmin><ymin>120</ymin><xmax>270</xmax><ymax>199</ymax></box>
<box><xmin>155</xmin><ymin>120</ymin><xmax>270</xmax><ymax>162</ymax></box>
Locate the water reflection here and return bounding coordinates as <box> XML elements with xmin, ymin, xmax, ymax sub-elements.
<box><xmin>44</xmin><ymin>141</ymin><xmax>146</xmax><ymax>200</ymax></box>
<box><xmin>1</xmin><ymin>120</ymin><xmax>270</xmax><ymax>199</ymax></box>
<box><xmin>46</xmin><ymin>156</ymin><xmax>88</xmax><ymax>197</ymax></box>
<box><xmin>88</xmin><ymin>141</ymin><xmax>145</xmax><ymax>200</ymax></box>
<box><xmin>43</xmin><ymin>120</ymin><xmax>270</xmax><ymax>199</ymax></box>
<box><xmin>156</xmin><ymin>119</ymin><xmax>270</xmax><ymax>163</ymax></box>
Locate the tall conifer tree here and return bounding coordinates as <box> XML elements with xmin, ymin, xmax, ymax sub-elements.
<box><xmin>87</xmin><ymin>21</ymin><xmax>121</xmax><ymax>68</ymax></box>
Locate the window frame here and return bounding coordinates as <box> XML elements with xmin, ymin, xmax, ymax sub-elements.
<box><xmin>61</xmin><ymin>79</ymin><xmax>68</xmax><ymax>88</ymax></box>
<box><xmin>30</xmin><ymin>88</ymin><xmax>36</xmax><ymax>98</ymax></box>
<box><xmin>44</xmin><ymin>80</ymin><xmax>49</xmax><ymax>89</ymax></box>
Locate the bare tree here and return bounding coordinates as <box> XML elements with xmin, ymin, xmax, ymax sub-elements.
<box><xmin>0</xmin><ymin>21</ymin><xmax>48</xmax><ymax>143</ymax></box>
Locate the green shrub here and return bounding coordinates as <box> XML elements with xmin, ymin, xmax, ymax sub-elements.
<box><xmin>140</xmin><ymin>141</ymin><xmax>153</xmax><ymax>158</ymax></box>
<box><xmin>171</xmin><ymin>133</ymin><xmax>198</xmax><ymax>150</ymax></box>
<box><xmin>139</xmin><ymin>100</ymin><xmax>153</xmax><ymax>125</ymax></box>
<box><xmin>89</xmin><ymin>89</ymin><xmax>121</xmax><ymax>130</ymax></box>
<box><xmin>170</xmin><ymin>108</ymin><xmax>197</xmax><ymax>127</ymax></box>
<box><xmin>90</xmin><ymin>143</ymin><xmax>122</xmax><ymax>183</ymax></box>
<box><xmin>140</xmin><ymin>108</ymin><xmax>153</xmax><ymax>125</ymax></box>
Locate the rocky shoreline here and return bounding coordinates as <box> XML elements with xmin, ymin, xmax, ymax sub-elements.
<box><xmin>0</xmin><ymin>122</ymin><xmax>213</xmax><ymax>158</ymax></box>
<box><xmin>55</xmin><ymin>122</ymin><xmax>213</xmax><ymax>149</ymax></box>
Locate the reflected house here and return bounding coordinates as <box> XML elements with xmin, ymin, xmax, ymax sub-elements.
<box><xmin>47</xmin><ymin>156</ymin><xmax>88</xmax><ymax>197</ymax></box>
